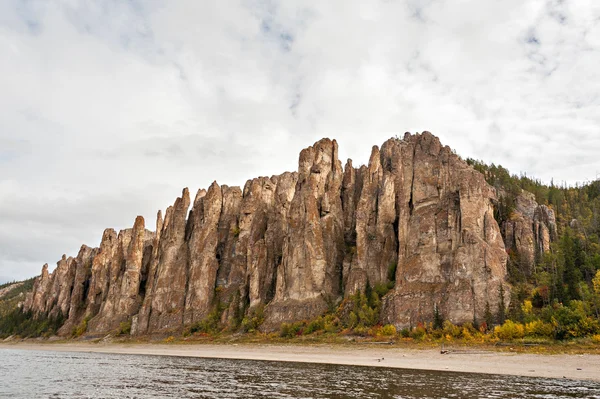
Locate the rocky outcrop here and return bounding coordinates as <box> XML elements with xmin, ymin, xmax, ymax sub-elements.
<box><xmin>22</xmin><ymin>132</ymin><xmax>520</xmax><ymax>334</ymax></box>
<box><xmin>344</xmin><ymin>143</ymin><xmax>400</xmax><ymax>295</ymax></box>
<box><xmin>183</xmin><ymin>183</ymin><xmax>223</xmax><ymax>325</ymax></box>
<box><xmin>58</xmin><ymin>245</ymin><xmax>97</xmax><ymax>334</ymax></box>
<box><xmin>84</xmin><ymin>229</ymin><xmax>118</xmax><ymax>320</ymax></box>
<box><xmin>364</xmin><ymin>133</ymin><xmax>508</xmax><ymax>327</ymax></box>
<box><xmin>264</xmin><ymin>139</ymin><xmax>345</xmax><ymax>327</ymax></box>
<box><xmin>46</xmin><ymin>255</ymin><xmax>76</xmax><ymax>318</ymax></box>
<box><xmin>87</xmin><ymin>217</ymin><xmax>154</xmax><ymax>333</ymax></box>
<box><xmin>502</xmin><ymin>190</ymin><xmax>557</xmax><ymax>275</ymax></box>
<box><xmin>23</xmin><ymin>264</ymin><xmax>50</xmax><ymax>314</ymax></box>
<box><xmin>137</xmin><ymin>189</ymin><xmax>191</xmax><ymax>334</ymax></box>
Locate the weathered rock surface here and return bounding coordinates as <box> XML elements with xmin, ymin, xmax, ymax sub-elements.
<box><xmin>84</xmin><ymin>229</ymin><xmax>118</xmax><ymax>320</ymax></box>
<box><xmin>264</xmin><ymin>139</ymin><xmax>345</xmax><ymax>328</ymax></box>
<box><xmin>58</xmin><ymin>245</ymin><xmax>97</xmax><ymax>334</ymax></box>
<box><xmin>502</xmin><ymin>190</ymin><xmax>557</xmax><ymax>276</ymax></box>
<box><xmin>374</xmin><ymin>133</ymin><xmax>508</xmax><ymax>326</ymax></box>
<box><xmin>24</xmin><ymin>132</ymin><xmax>548</xmax><ymax>334</ymax></box>
<box><xmin>23</xmin><ymin>263</ymin><xmax>51</xmax><ymax>314</ymax></box>
<box><xmin>183</xmin><ymin>183</ymin><xmax>223</xmax><ymax>325</ymax></box>
<box><xmin>137</xmin><ymin>189</ymin><xmax>190</xmax><ymax>334</ymax></box>
<box><xmin>87</xmin><ymin>216</ymin><xmax>154</xmax><ymax>334</ymax></box>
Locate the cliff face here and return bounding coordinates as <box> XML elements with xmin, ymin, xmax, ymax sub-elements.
<box><xmin>23</xmin><ymin>132</ymin><xmax>524</xmax><ymax>334</ymax></box>
<box><xmin>502</xmin><ymin>190</ymin><xmax>557</xmax><ymax>276</ymax></box>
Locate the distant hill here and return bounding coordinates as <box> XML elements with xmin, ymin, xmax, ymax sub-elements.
<box><xmin>0</xmin><ymin>278</ymin><xmax>35</xmax><ymax>317</ymax></box>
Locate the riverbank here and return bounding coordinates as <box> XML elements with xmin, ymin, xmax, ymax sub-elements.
<box><xmin>1</xmin><ymin>341</ymin><xmax>599</xmax><ymax>382</ymax></box>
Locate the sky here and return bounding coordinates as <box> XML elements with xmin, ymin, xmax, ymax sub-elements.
<box><xmin>1</xmin><ymin>0</ymin><xmax>600</xmax><ymax>283</ymax></box>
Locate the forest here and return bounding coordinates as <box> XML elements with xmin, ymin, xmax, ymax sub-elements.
<box><xmin>466</xmin><ymin>159</ymin><xmax>600</xmax><ymax>341</ymax></box>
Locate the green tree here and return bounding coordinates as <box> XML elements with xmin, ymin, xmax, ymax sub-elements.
<box><xmin>497</xmin><ymin>285</ymin><xmax>506</xmax><ymax>325</ymax></box>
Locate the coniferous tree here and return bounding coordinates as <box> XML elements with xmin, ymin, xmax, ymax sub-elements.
<box><xmin>484</xmin><ymin>301</ymin><xmax>494</xmax><ymax>330</ymax></box>
<box><xmin>433</xmin><ymin>304</ymin><xmax>443</xmax><ymax>330</ymax></box>
<box><xmin>497</xmin><ymin>285</ymin><xmax>506</xmax><ymax>325</ymax></box>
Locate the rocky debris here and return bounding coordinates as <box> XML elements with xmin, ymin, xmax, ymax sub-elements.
<box><xmin>23</xmin><ymin>132</ymin><xmax>526</xmax><ymax>334</ymax></box>
<box><xmin>502</xmin><ymin>190</ymin><xmax>557</xmax><ymax>275</ymax></box>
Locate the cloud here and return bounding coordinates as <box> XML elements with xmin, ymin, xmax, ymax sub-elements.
<box><xmin>1</xmin><ymin>0</ymin><xmax>599</xmax><ymax>282</ymax></box>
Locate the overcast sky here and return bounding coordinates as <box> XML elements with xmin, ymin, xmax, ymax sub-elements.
<box><xmin>1</xmin><ymin>0</ymin><xmax>599</xmax><ymax>283</ymax></box>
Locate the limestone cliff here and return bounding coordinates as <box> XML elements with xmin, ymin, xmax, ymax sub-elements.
<box><xmin>22</xmin><ymin>132</ymin><xmax>537</xmax><ymax>335</ymax></box>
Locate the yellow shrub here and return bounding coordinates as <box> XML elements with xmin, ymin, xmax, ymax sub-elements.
<box><xmin>521</xmin><ymin>300</ymin><xmax>533</xmax><ymax>315</ymax></box>
<box><xmin>494</xmin><ymin>320</ymin><xmax>525</xmax><ymax>340</ymax></box>
<box><xmin>72</xmin><ymin>317</ymin><xmax>89</xmax><ymax>338</ymax></box>
<box><xmin>381</xmin><ymin>324</ymin><xmax>397</xmax><ymax>336</ymax></box>
<box><xmin>591</xmin><ymin>334</ymin><xmax>600</xmax><ymax>344</ymax></box>
<box><xmin>593</xmin><ymin>270</ymin><xmax>600</xmax><ymax>295</ymax></box>
<box><xmin>442</xmin><ymin>320</ymin><xmax>461</xmax><ymax>338</ymax></box>
<box><xmin>524</xmin><ymin>320</ymin><xmax>553</xmax><ymax>337</ymax></box>
<box><xmin>461</xmin><ymin>327</ymin><xmax>473</xmax><ymax>341</ymax></box>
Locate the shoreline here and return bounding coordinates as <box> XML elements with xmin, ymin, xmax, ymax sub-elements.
<box><xmin>2</xmin><ymin>341</ymin><xmax>600</xmax><ymax>382</ymax></box>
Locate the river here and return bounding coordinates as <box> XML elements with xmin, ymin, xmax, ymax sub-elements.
<box><xmin>1</xmin><ymin>348</ymin><xmax>599</xmax><ymax>398</ymax></box>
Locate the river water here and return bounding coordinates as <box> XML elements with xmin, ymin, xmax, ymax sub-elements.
<box><xmin>1</xmin><ymin>348</ymin><xmax>599</xmax><ymax>398</ymax></box>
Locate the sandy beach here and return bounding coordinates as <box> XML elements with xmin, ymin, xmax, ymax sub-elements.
<box><xmin>1</xmin><ymin>341</ymin><xmax>599</xmax><ymax>382</ymax></box>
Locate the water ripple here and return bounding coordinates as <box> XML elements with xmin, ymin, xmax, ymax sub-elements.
<box><xmin>0</xmin><ymin>348</ymin><xmax>599</xmax><ymax>398</ymax></box>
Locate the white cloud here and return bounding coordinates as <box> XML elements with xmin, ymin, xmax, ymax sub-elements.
<box><xmin>1</xmin><ymin>0</ymin><xmax>599</xmax><ymax>282</ymax></box>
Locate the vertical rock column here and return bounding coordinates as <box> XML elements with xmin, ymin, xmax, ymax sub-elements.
<box><xmin>183</xmin><ymin>183</ymin><xmax>223</xmax><ymax>325</ymax></box>
<box><xmin>344</xmin><ymin>144</ymin><xmax>400</xmax><ymax>295</ymax></box>
<box><xmin>58</xmin><ymin>245</ymin><xmax>97</xmax><ymax>334</ymax></box>
<box><xmin>264</xmin><ymin>139</ymin><xmax>345</xmax><ymax>328</ymax></box>
<box><xmin>46</xmin><ymin>255</ymin><xmax>77</xmax><ymax>318</ymax></box>
<box><xmin>143</xmin><ymin>188</ymin><xmax>191</xmax><ymax>333</ymax></box>
<box><xmin>23</xmin><ymin>263</ymin><xmax>51</xmax><ymax>315</ymax></box>
<box><xmin>133</xmin><ymin>211</ymin><xmax>163</xmax><ymax>335</ymax></box>
<box><xmin>86</xmin><ymin>228</ymin><xmax>133</xmax><ymax>333</ymax></box>
<box><xmin>502</xmin><ymin>191</ymin><xmax>557</xmax><ymax>276</ymax></box>
<box><xmin>84</xmin><ymin>229</ymin><xmax>118</xmax><ymax>320</ymax></box>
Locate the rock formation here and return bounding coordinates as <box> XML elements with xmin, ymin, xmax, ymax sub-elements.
<box><xmin>380</xmin><ymin>133</ymin><xmax>508</xmax><ymax>326</ymax></box>
<box><xmin>502</xmin><ymin>190</ymin><xmax>557</xmax><ymax>276</ymax></box>
<box><xmin>22</xmin><ymin>132</ymin><xmax>539</xmax><ymax>335</ymax></box>
<box><xmin>264</xmin><ymin>139</ymin><xmax>345</xmax><ymax>328</ymax></box>
<box><xmin>136</xmin><ymin>189</ymin><xmax>190</xmax><ymax>334</ymax></box>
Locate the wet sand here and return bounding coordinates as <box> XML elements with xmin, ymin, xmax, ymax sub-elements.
<box><xmin>1</xmin><ymin>341</ymin><xmax>599</xmax><ymax>381</ymax></box>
